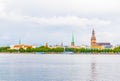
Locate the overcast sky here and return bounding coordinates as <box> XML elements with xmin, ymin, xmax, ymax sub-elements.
<box><xmin>0</xmin><ymin>0</ymin><xmax>120</xmax><ymax>46</ymax></box>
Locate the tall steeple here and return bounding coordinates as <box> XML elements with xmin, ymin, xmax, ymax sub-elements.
<box><xmin>71</xmin><ymin>33</ymin><xmax>75</xmax><ymax>47</ymax></box>
<box><xmin>92</xmin><ymin>29</ymin><xmax>95</xmax><ymax>37</ymax></box>
<box><xmin>19</xmin><ymin>39</ymin><xmax>21</xmax><ymax>44</ymax></box>
<box><xmin>91</xmin><ymin>29</ymin><xmax>96</xmax><ymax>46</ymax></box>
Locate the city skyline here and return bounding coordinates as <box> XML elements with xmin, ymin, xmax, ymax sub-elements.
<box><xmin>0</xmin><ymin>29</ymin><xmax>115</xmax><ymax>47</ymax></box>
<box><xmin>0</xmin><ymin>0</ymin><xmax>120</xmax><ymax>46</ymax></box>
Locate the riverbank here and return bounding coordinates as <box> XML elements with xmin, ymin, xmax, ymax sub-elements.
<box><xmin>0</xmin><ymin>52</ymin><xmax>120</xmax><ymax>55</ymax></box>
<box><xmin>1</xmin><ymin>46</ymin><xmax>120</xmax><ymax>54</ymax></box>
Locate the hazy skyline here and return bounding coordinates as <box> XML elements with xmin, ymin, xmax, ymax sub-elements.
<box><xmin>0</xmin><ymin>0</ymin><xmax>120</xmax><ymax>46</ymax></box>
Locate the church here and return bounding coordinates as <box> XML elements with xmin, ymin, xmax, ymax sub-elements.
<box><xmin>91</xmin><ymin>29</ymin><xmax>112</xmax><ymax>49</ymax></box>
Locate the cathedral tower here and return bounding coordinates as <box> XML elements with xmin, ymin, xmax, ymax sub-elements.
<box><xmin>91</xmin><ymin>29</ymin><xmax>96</xmax><ymax>46</ymax></box>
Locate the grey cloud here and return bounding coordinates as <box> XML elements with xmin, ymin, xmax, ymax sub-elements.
<box><xmin>0</xmin><ymin>0</ymin><xmax>119</xmax><ymax>46</ymax></box>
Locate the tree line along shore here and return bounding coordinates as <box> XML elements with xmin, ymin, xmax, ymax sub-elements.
<box><xmin>0</xmin><ymin>46</ymin><xmax>120</xmax><ymax>54</ymax></box>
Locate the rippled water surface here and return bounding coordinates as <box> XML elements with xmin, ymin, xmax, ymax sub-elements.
<box><xmin>0</xmin><ymin>54</ymin><xmax>120</xmax><ymax>81</ymax></box>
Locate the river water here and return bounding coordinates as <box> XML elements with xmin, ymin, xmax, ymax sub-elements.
<box><xmin>0</xmin><ymin>54</ymin><xmax>120</xmax><ymax>81</ymax></box>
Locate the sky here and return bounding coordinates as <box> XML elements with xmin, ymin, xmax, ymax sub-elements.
<box><xmin>0</xmin><ymin>0</ymin><xmax>120</xmax><ymax>46</ymax></box>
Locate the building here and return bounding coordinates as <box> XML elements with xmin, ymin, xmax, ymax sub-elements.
<box><xmin>96</xmin><ymin>43</ymin><xmax>112</xmax><ymax>48</ymax></box>
<box><xmin>91</xmin><ymin>29</ymin><xmax>112</xmax><ymax>49</ymax></box>
<box><xmin>10</xmin><ymin>44</ymin><xmax>36</xmax><ymax>50</ymax></box>
<box><xmin>10</xmin><ymin>39</ymin><xmax>36</xmax><ymax>50</ymax></box>
<box><xmin>49</xmin><ymin>45</ymin><xmax>64</xmax><ymax>48</ymax></box>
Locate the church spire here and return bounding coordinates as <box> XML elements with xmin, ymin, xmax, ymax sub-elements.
<box><xmin>71</xmin><ymin>33</ymin><xmax>75</xmax><ymax>47</ymax></box>
<box><xmin>72</xmin><ymin>33</ymin><xmax>74</xmax><ymax>43</ymax></box>
<box><xmin>91</xmin><ymin>29</ymin><xmax>96</xmax><ymax>39</ymax></box>
<box><xmin>19</xmin><ymin>38</ymin><xmax>21</xmax><ymax>44</ymax></box>
<box><xmin>92</xmin><ymin>29</ymin><xmax>95</xmax><ymax>37</ymax></box>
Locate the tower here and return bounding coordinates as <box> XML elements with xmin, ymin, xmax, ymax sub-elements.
<box><xmin>91</xmin><ymin>29</ymin><xmax>96</xmax><ymax>46</ymax></box>
<box><xmin>71</xmin><ymin>33</ymin><xmax>75</xmax><ymax>47</ymax></box>
<box><xmin>45</xmin><ymin>42</ymin><xmax>48</xmax><ymax>48</ymax></box>
<box><xmin>61</xmin><ymin>42</ymin><xmax>63</xmax><ymax>47</ymax></box>
<box><xmin>19</xmin><ymin>39</ymin><xmax>21</xmax><ymax>44</ymax></box>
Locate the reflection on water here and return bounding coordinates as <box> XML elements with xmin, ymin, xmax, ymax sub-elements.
<box><xmin>91</xmin><ymin>62</ymin><xmax>96</xmax><ymax>80</ymax></box>
<box><xmin>0</xmin><ymin>54</ymin><xmax>120</xmax><ymax>81</ymax></box>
